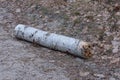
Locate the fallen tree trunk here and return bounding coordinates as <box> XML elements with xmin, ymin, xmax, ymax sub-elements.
<box><xmin>14</xmin><ymin>24</ymin><xmax>92</xmax><ymax>58</ymax></box>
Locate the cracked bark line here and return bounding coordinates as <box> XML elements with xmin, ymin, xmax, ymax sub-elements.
<box><xmin>14</xmin><ymin>24</ymin><xmax>92</xmax><ymax>58</ymax></box>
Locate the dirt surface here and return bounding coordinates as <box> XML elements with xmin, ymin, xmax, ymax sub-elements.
<box><xmin>0</xmin><ymin>0</ymin><xmax>120</xmax><ymax>80</ymax></box>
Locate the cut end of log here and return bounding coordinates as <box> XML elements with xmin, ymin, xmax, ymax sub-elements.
<box><xmin>78</xmin><ymin>41</ymin><xmax>93</xmax><ymax>58</ymax></box>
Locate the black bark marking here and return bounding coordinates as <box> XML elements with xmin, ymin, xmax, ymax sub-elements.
<box><xmin>22</xmin><ymin>32</ymin><xmax>24</xmax><ymax>36</ymax></box>
<box><xmin>29</xmin><ymin>30</ymin><xmax>38</xmax><ymax>38</ymax></box>
<box><xmin>44</xmin><ymin>32</ymin><xmax>51</xmax><ymax>40</ymax></box>
<box><xmin>34</xmin><ymin>30</ymin><xmax>38</xmax><ymax>34</ymax></box>
<box><xmin>29</xmin><ymin>33</ymin><xmax>34</xmax><ymax>38</ymax></box>
<box><xmin>68</xmin><ymin>49</ymin><xmax>71</xmax><ymax>52</ymax></box>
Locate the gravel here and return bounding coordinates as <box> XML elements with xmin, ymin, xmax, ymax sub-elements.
<box><xmin>0</xmin><ymin>0</ymin><xmax>120</xmax><ymax>80</ymax></box>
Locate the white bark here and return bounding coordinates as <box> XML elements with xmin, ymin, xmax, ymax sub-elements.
<box><xmin>14</xmin><ymin>24</ymin><xmax>92</xmax><ymax>58</ymax></box>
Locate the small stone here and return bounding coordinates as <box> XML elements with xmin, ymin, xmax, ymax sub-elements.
<box><xmin>110</xmin><ymin>58</ymin><xmax>120</xmax><ymax>64</ymax></box>
<box><xmin>31</xmin><ymin>5</ymin><xmax>36</xmax><ymax>8</ymax></box>
<box><xmin>117</xmin><ymin>20</ymin><xmax>120</xmax><ymax>25</ymax></box>
<box><xmin>55</xmin><ymin>11</ymin><xmax>60</xmax><ymax>14</ymax></box>
<box><xmin>114</xmin><ymin>37</ymin><xmax>120</xmax><ymax>41</ymax></box>
<box><xmin>114</xmin><ymin>73</ymin><xmax>120</xmax><ymax>78</ymax></box>
<box><xmin>111</xmin><ymin>40</ymin><xmax>120</xmax><ymax>53</ymax></box>
<box><xmin>79</xmin><ymin>71</ymin><xmax>90</xmax><ymax>77</ymax></box>
<box><xmin>68</xmin><ymin>0</ymin><xmax>76</xmax><ymax>3</ymax></box>
<box><xmin>94</xmin><ymin>74</ymin><xmax>105</xmax><ymax>78</ymax></box>
<box><xmin>109</xmin><ymin>77</ymin><xmax>116</xmax><ymax>80</ymax></box>
<box><xmin>49</xmin><ymin>60</ymin><xmax>55</xmax><ymax>63</ymax></box>
<box><xmin>97</xmin><ymin>14</ymin><xmax>102</xmax><ymax>17</ymax></box>
<box><xmin>112</xmin><ymin>48</ymin><xmax>119</xmax><ymax>53</ymax></box>
<box><xmin>104</xmin><ymin>45</ymin><xmax>112</xmax><ymax>50</ymax></box>
<box><xmin>39</xmin><ymin>15</ymin><xmax>42</xmax><ymax>18</ymax></box>
<box><xmin>101</xmin><ymin>56</ymin><xmax>112</xmax><ymax>59</ymax></box>
<box><xmin>16</xmin><ymin>8</ymin><xmax>21</xmax><ymax>13</ymax></box>
<box><xmin>116</xmin><ymin>12</ymin><xmax>120</xmax><ymax>16</ymax></box>
<box><xmin>105</xmin><ymin>31</ymin><xmax>112</xmax><ymax>36</ymax></box>
<box><xmin>112</xmin><ymin>41</ymin><xmax>119</xmax><ymax>46</ymax></box>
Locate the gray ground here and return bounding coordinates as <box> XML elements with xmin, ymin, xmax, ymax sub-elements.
<box><xmin>0</xmin><ymin>0</ymin><xmax>120</xmax><ymax>80</ymax></box>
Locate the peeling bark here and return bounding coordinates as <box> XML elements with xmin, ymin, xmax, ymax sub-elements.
<box><xmin>15</xmin><ymin>24</ymin><xmax>92</xmax><ymax>58</ymax></box>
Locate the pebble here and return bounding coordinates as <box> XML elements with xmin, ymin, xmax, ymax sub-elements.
<box><xmin>112</xmin><ymin>48</ymin><xmax>119</xmax><ymax>53</ymax></box>
<box><xmin>16</xmin><ymin>8</ymin><xmax>21</xmax><ymax>13</ymax></box>
<box><xmin>79</xmin><ymin>71</ymin><xmax>90</xmax><ymax>77</ymax></box>
<box><xmin>94</xmin><ymin>74</ymin><xmax>105</xmax><ymax>78</ymax></box>
<box><xmin>54</xmin><ymin>11</ymin><xmax>60</xmax><ymax>14</ymax></box>
<box><xmin>101</xmin><ymin>55</ymin><xmax>112</xmax><ymax>59</ymax></box>
<box><xmin>111</xmin><ymin>40</ymin><xmax>120</xmax><ymax>53</ymax></box>
<box><xmin>114</xmin><ymin>72</ymin><xmax>120</xmax><ymax>78</ymax></box>
<box><xmin>68</xmin><ymin>0</ymin><xmax>76</xmax><ymax>2</ymax></box>
<box><xmin>105</xmin><ymin>31</ymin><xmax>112</xmax><ymax>36</ymax></box>
<box><xmin>49</xmin><ymin>60</ymin><xmax>55</xmax><ymax>63</ymax></box>
<box><xmin>109</xmin><ymin>77</ymin><xmax>116</xmax><ymax>80</ymax></box>
<box><xmin>117</xmin><ymin>20</ymin><xmax>120</xmax><ymax>25</ymax></box>
<box><xmin>116</xmin><ymin>12</ymin><xmax>120</xmax><ymax>16</ymax></box>
<box><xmin>104</xmin><ymin>45</ymin><xmax>112</xmax><ymax>51</ymax></box>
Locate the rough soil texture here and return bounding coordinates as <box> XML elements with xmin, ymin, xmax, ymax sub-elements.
<box><xmin>0</xmin><ymin>0</ymin><xmax>120</xmax><ymax>80</ymax></box>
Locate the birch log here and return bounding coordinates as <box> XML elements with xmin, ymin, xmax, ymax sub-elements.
<box><xmin>14</xmin><ymin>24</ymin><xmax>92</xmax><ymax>58</ymax></box>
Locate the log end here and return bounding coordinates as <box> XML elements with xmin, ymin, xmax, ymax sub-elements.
<box><xmin>78</xmin><ymin>41</ymin><xmax>93</xmax><ymax>58</ymax></box>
